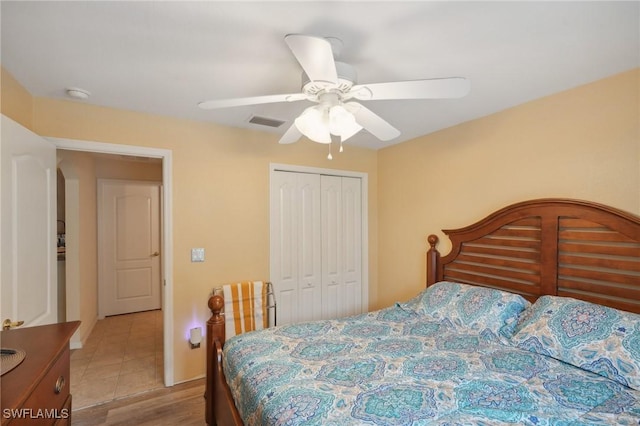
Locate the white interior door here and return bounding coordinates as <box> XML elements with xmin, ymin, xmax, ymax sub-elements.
<box><xmin>98</xmin><ymin>179</ymin><xmax>161</xmax><ymax>317</ymax></box>
<box><xmin>321</xmin><ymin>175</ymin><xmax>343</xmax><ymax>319</ymax></box>
<box><xmin>321</xmin><ymin>176</ymin><xmax>362</xmax><ymax>319</ymax></box>
<box><xmin>1</xmin><ymin>115</ymin><xmax>58</xmax><ymax>328</ymax></box>
<box><xmin>270</xmin><ymin>171</ymin><xmax>298</xmax><ymax>325</ymax></box>
<box><xmin>340</xmin><ymin>177</ymin><xmax>362</xmax><ymax>317</ymax></box>
<box><xmin>297</xmin><ymin>173</ymin><xmax>322</xmax><ymax>323</ymax></box>
<box><xmin>270</xmin><ymin>171</ymin><xmax>321</xmax><ymax>325</ymax></box>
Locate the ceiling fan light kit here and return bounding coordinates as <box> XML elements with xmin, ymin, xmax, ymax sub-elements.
<box><xmin>198</xmin><ymin>34</ymin><xmax>470</xmax><ymax>158</ymax></box>
<box><xmin>295</xmin><ymin>107</ymin><xmax>331</xmax><ymax>143</ymax></box>
<box><xmin>294</xmin><ymin>92</ymin><xmax>363</xmax><ymax>144</ymax></box>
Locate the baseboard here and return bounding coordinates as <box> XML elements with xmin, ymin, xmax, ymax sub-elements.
<box><xmin>69</xmin><ymin>315</ymin><xmax>98</xmax><ymax>349</ymax></box>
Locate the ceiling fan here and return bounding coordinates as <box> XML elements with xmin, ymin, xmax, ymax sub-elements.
<box><xmin>198</xmin><ymin>34</ymin><xmax>470</xmax><ymax>148</ymax></box>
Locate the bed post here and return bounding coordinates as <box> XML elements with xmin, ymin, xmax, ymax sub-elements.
<box><xmin>206</xmin><ymin>294</ymin><xmax>225</xmax><ymax>426</ymax></box>
<box><xmin>426</xmin><ymin>234</ymin><xmax>440</xmax><ymax>287</ymax></box>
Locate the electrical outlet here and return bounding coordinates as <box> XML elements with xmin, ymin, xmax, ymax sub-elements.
<box><xmin>191</xmin><ymin>248</ymin><xmax>205</xmax><ymax>262</ymax></box>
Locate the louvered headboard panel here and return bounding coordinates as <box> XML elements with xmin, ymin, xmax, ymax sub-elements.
<box><xmin>436</xmin><ymin>217</ymin><xmax>544</xmax><ymax>298</ymax></box>
<box><xmin>557</xmin><ymin>216</ymin><xmax>640</xmax><ymax>313</ymax></box>
<box><xmin>426</xmin><ymin>199</ymin><xmax>640</xmax><ymax>313</ymax></box>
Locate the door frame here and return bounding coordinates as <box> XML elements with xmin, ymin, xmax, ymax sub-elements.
<box><xmin>48</xmin><ymin>137</ymin><xmax>175</xmax><ymax>386</ymax></box>
<box><xmin>269</xmin><ymin>163</ymin><xmax>369</xmax><ymax>312</ymax></box>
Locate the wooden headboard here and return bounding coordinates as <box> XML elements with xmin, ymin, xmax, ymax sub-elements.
<box><xmin>426</xmin><ymin>198</ymin><xmax>640</xmax><ymax>313</ymax></box>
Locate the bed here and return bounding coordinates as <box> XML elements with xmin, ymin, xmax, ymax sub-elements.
<box><xmin>205</xmin><ymin>198</ymin><xmax>640</xmax><ymax>425</ymax></box>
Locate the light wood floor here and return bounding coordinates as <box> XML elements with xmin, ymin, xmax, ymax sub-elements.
<box><xmin>71</xmin><ymin>378</ymin><xmax>206</xmax><ymax>426</ymax></box>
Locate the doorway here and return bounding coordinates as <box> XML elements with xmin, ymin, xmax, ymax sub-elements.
<box><xmin>50</xmin><ymin>137</ymin><xmax>175</xmax><ymax>387</ymax></box>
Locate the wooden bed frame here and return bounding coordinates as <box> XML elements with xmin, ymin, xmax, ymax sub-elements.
<box><xmin>206</xmin><ymin>198</ymin><xmax>640</xmax><ymax>425</ymax></box>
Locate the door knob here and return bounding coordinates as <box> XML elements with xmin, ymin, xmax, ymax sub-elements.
<box><xmin>2</xmin><ymin>319</ymin><xmax>24</xmax><ymax>330</ymax></box>
<box><xmin>151</xmin><ymin>251</ymin><xmax>160</xmax><ymax>257</ymax></box>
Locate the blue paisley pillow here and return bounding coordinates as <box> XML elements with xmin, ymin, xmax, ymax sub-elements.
<box><xmin>510</xmin><ymin>295</ymin><xmax>640</xmax><ymax>390</ymax></box>
<box><xmin>402</xmin><ymin>281</ymin><xmax>530</xmax><ymax>337</ymax></box>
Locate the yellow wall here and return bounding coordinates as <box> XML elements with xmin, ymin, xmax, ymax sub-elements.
<box><xmin>93</xmin><ymin>156</ymin><xmax>162</xmax><ymax>181</ymax></box>
<box><xmin>57</xmin><ymin>151</ymin><xmax>99</xmax><ymax>347</ymax></box>
<box><xmin>377</xmin><ymin>68</ymin><xmax>640</xmax><ymax>309</ymax></box>
<box><xmin>0</xmin><ymin>67</ymin><xmax>34</xmax><ymax>130</ymax></box>
<box><xmin>28</xmin><ymin>90</ymin><xmax>378</xmax><ymax>382</ymax></box>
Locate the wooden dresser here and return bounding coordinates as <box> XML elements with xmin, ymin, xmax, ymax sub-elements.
<box><xmin>1</xmin><ymin>321</ymin><xmax>80</xmax><ymax>425</ymax></box>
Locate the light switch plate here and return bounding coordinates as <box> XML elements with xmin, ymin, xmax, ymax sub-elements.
<box><xmin>191</xmin><ymin>248</ymin><xmax>205</xmax><ymax>262</ymax></box>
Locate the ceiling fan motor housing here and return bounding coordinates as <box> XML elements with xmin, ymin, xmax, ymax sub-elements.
<box><xmin>301</xmin><ymin>61</ymin><xmax>357</xmax><ymax>96</ymax></box>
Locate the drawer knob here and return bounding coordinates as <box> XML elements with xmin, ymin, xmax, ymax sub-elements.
<box><xmin>54</xmin><ymin>376</ymin><xmax>65</xmax><ymax>394</ymax></box>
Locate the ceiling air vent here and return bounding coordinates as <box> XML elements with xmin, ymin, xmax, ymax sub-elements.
<box><xmin>248</xmin><ymin>115</ymin><xmax>286</xmax><ymax>128</ymax></box>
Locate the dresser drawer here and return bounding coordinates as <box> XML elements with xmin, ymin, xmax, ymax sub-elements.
<box><xmin>52</xmin><ymin>395</ymin><xmax>71</xmax><ymax>426</ymax></box>
<box><xmin>11</xmin><ymin>347</ymin><xmax>71</xmax><ymax>425</ymax></box>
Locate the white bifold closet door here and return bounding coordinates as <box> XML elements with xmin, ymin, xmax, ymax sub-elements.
<box><xmin>320</xmin><ymin>175</ymin><xmax>362</xmax><ymax>320</ymax></box>
<box><xmin>270</xmin><ymin>171</ymin><xmax>322</xmax><ymax>325</ymax></box>
<box><xmin>271</xmin><ymin>171</ymin><xmax>362</xmax><ymax>325</ymax></box>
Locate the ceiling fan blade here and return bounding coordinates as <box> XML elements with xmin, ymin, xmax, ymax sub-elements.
<box><xmin>284</xmin><ymin>34</ymin><xmax>338</xmax><ymax>84</ymax></box>
<box><xmin>278</xmin><ymin>123</ymin><xmax>302</xmax><ymax>144</ymax></box>
<box><xmin>346</xmin><ymin>102</ymin><xmax>400</xmax><ymax>141</ymax></box>
<box><xmin>198</xmin><ymin>93</ymin><xmax>307</xmax><ymax>110</ymax></box>
<box><xmin>350</xmin><ymin>77</ymin><xmax>470</xmax><ymax>101</ymax></box>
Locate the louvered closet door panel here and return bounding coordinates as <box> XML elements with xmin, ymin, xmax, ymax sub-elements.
<box><xmin>341</xmin><ymin>177</ymin><xmax>362</xmax><ymax>317</ymax></box>
<box><xmin>321</xmin><ymin>175</ymin><xmax>343</xmax><ymax>319</ymax></box>
<box><xmin>297</xmin><ymin>173</ymin><xmax>322</xmax><ymax>322</ymax></box>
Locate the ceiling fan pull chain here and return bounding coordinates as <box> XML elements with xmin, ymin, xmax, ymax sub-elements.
<box><xmin>327</xmin><ymin>143</ymin><xmax>333</xmax><ymax>160</ymax></box>
<box><xmin>339</xmin><ymin>139</ymin><xmax>344</xmax><ymax>153</ymax></box>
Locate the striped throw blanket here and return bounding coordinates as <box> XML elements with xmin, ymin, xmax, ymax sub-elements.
<box><xmin>222</xmin><ymin>281</ymin><xmax>269</xmax><ymax>339</ymax></box>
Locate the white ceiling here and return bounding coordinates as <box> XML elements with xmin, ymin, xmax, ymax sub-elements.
<box><xmin>2</xmin><ymin>1</ymin><xmax>638</xmax><ymax>149</ymax></box>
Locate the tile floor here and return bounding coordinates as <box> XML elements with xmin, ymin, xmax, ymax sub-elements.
<box><xmin>70</xmin><ymin>310</ymin><xmax>164</xmax><ymax>410</ymax></box>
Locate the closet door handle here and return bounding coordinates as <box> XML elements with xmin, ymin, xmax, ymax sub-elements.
<box><xmin>151</xmin><ymin>251</ymin><xmax>160</xmax><ymax>257</ymax></box>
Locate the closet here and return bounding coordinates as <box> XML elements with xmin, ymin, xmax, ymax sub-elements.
<box><xmin>270</xmin><ymin>170</ymin><xmax>363</xmax><ymax>325</ymax></box>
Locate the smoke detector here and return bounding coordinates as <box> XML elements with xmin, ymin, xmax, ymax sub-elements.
<box><xmin>65</xmin><ymin>87</ymin><xmax>91</xmax><ymax>100</ymax></box>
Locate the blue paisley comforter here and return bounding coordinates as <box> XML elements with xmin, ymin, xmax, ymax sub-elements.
<box><xmin>222</xmin><ymin>304</ymin><xmax>640</xmax><ymax>425</ymax></box>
